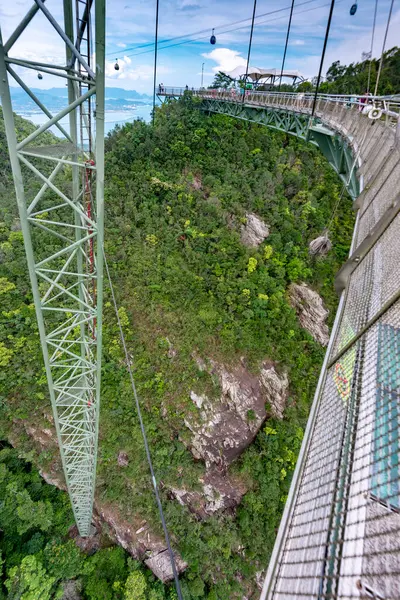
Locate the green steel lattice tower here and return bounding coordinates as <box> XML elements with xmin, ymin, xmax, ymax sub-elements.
<box><xmin>0</xmin><ymin>0</ymin><xmax>105</xmax><ymax>536</ymax></box>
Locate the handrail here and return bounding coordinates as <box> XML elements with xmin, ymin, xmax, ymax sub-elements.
<box><xmin>157</xmin><ymin>86</ymin><xmax>400</xmax><ymax>128</ymax></box>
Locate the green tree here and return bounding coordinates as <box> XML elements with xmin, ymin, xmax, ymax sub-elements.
<box><xmin>5</xmin><ymin>555</ymin><xmax>60</xmax><ymax>600</ymax></box>
<box><xmin>209</xmin><ymin>71</ymin><xmax>234</xmax><ymax>89</ymax></box>
<box><xmin>124</xmin><ymin>571</ymin><xmax>147</xmax><ymax>600</ymax></box>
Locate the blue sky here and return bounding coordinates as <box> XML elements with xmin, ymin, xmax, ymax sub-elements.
<box><xmin>0</xmin><ymin>0</ymin><xmax>398</xmax><ymax>93</ymax></box>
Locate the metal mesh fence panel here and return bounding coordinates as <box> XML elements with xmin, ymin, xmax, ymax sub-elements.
<box><xmin>265</xmin><ymin>207</ymin><xmax>400</xmax><ymax>597</ymax></box>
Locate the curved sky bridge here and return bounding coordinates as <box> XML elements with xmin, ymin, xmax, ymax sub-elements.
<box><xmin>160</xmin><ymin>87</ymin><xmax>400</xmax><ymax>599</ymax></box>
<box><xmin>159</xmin><ymin>88</ymin><xmax>400</xmax><ymax>200</ymax></box>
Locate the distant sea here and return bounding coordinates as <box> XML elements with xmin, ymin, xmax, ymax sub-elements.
<box><xmin>18</xmin><ymin>105</ymin><xmax>153</xmax><ymax>137</ymax></box>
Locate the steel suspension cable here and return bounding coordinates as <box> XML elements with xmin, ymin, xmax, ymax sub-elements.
<box><xmin>311</xmin><ymin>0</ymin><xmax>336</xmax><ymax>118</ymax></box>
<box><xmin>367</xmin><ymin>0</ymin><xmax>378</xmax><ymax>93</ymax></box>
<box><xmin>373</xmin><ymin>0</ymin><xmax>394</xmax><ymax>97</ymax></box>
<box><xmin>117</xmin><ymin>0</ymin><xmax>339</xmax><ymax>61</ymax></box>
<box><xmin>152</xmin><ymin>0</ymin><xmax>160</xmax><ymax>125</ymax></box>
<box><xmin>106</xmin><ymin>0</ymin><xmax>320</xmax><ymax>58</ymax></box>
<box><xmin>278</xmin><ymin>0</ymin><xmax>296</xmax><ymax>92</ymax></box>
<box><xmin>242</xmin><ymin>0</ymin><xmax>257</xmax><ymax>104</ymax></box>
<box><xmin>103</xmin><ymin>251</ymin><xmax>184</xmax><ymax>600</ymax></box>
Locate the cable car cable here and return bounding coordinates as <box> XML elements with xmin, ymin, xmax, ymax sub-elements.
<box><xmin>242</xmin><ymin>0</ymin><xmax>257</xmax><ymax>104</ymax></box>
<box><xmin>122</xmin><ymin>0</ymin><xmax>335</xmax><ymax>61</ymax></box>
<box><xmin>278</xmin><ymin>0</ymin><xmax>296</xmax><ymax>92</ymax></box>
<box><xmin>311</xmin><ymin>0</ymin><xmax>336</xmax><ymax>118</ymax></box>
<box><xmin>367</xmin><ymin>0</ymin><xmax>378</xmax><ymax>93</ymax></box>
<box><xmin>105</xmin><ymin>0</ymin><xmax>318</xmax><ymax>57</ymax></box>
<box><xmin>374</xmin><ymin>0</ymin><xmax>394</xmax><ymax>96</ymax></box>
<box><xmin>111</xmin><ymin>0</ymin><xmax>326</xmax><ymax>60</ymax></box>
<box><xmin>103</xmin><ymin>251</ymin><xmax>184</xmax><ymax>600</ymax></box>
<box><xmin>152</xmin><ymin>0</ymin><xmax>160</xmax><ymax>125</ymax></box>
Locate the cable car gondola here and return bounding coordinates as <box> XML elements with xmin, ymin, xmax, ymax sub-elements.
<box><xmin>37</xmin><ymin>72</ymin><xmax>43</xmax><ymax>80</ymax></box>
<box><xmin>210</xmin><ymin>28</ymin><xmax>216</xmax><ymax>45</ymax></box>
<box><xmin>114</xmin><ymin>58</ymin><xmax>119</xmax><ymax>71</ymax></box>
<box><xmin>350</xmin><ymin>3</ymin><xmax>357</xmax><ymax>15</ymax></box>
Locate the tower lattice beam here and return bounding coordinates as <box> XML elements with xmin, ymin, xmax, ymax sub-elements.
<box><xmin>0</xmin><ymin>0</ymin><xmax>105</xmax><ymax>536</ymax></box>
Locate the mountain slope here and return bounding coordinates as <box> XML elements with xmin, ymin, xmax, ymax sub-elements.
<box><xmin>0</xmin><ymin>97</ymin><xmax>355</xmax><ymax>599</ymax></box>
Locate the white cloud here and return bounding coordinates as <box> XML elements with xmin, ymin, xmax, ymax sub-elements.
<box><xmin>201</xmin><ymin>47</ymin><xmax>247</xmax><ymax>74</ymax></box>
<box><xmin>117</xmin><ymin>43</ymin><xmax>127</xmax><ymax>48</ymax></box>
<box><xmin>105</xmin><ymin>56</ymin><xmax>170</xmax><ymax>86</ymax></box>
<box><xmin>292</xmin><ymin>40</ymin><xmax>305</xmax><ymax>46</ymax></box>
<box><xmin>297</xmin><ymin>9</ymin><xmax>400</xmax><ymax>79</ymax></box>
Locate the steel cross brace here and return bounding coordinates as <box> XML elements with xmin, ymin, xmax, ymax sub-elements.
<box><xmin>0</xmin><ymin>0</ymin><xmax>105</xmax><ymax>536</ymax></box>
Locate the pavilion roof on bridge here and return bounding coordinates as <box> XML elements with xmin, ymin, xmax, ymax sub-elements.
<box><xmin>224</xmin><ymin>66</ymin><xmax>304</xmax><ymax>82</ymax></box>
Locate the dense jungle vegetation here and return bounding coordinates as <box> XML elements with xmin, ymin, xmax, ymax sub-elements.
<box><xmin>212</xmin><ymin>46</ymin><xmax>400</xmax><ymax>95</ymax></box>
<box><xmin>0</xmin><ymin>95</ymin><xmax>355</xmax><ymax>598</ymax></box>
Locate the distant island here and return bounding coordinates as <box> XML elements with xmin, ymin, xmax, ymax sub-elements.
<box><xmin>10</xmin><ymin>86</ymin><xmax>153</xmax><ymax>114</ymax></box>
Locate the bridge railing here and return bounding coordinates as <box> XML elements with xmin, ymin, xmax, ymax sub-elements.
<box><xmin>158</xmin><ymin>87</ymin><xmax>400</xmax><ymax>130</ymax></box>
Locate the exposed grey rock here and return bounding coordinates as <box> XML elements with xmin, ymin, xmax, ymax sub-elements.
<box><xmin>240</xmin><ymin>213</ymin><xmax>269</xmax><ymax>247</ymax></box>
<box><xmin>61</xmin><ymin>580</ymin><xmax>83</xmax><ymax>600</ymax></box>
<box><xmin>256</xmin><ymin>570</ymin><xmax>267</xmax><ymax>590</ymax></box>
<box><xmin>191</xmin><ymin>174</ymin><xmax>202</xmax><ymax>190</ymax></box>
<box><xmin>289</xmin><ymin>282</ymin><xmax>329</xmax><ymax>346</ymax></box>
<box><xmin>145</xmin><ymin>550</ymin><xmax>188</xmax><ymax>583</ymax></box>
<box><xmin>169</xmin><ymin>468</ymin><xmax>248</xmax><ymax>519</ymax></box>
<box><xmin>69</xmin><ymin>525</ymin><xmax>101</xmax><ymax>555</ymax></box>
<box><xmin>186</xmin><ymin>361</ymin><xmax>288</xmax><ymax>468</ymax></box>
<box><xmin>16</xmin><ymin>426</ymin><xmax>187</xmax><ymax>582</ymax></box>
<box><xmin>190</xmin><ymin>391</ymin><xmax>206</xmax><ymax>409</ymax></box>
<box><xmin>260</xmin><ymin>363</ymin><xmax>289</xmax><ymax>420</ymax></box>
<box><xmin>117</xmin><ymin>451</ymin><xmax>129</xmax><ymax>467</ymax></box>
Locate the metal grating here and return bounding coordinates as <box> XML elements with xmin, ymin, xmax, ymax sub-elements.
<box><xmin>263</xmin><ymin>204</ymin><xmax>400</xmax><ymax>599</ymax></box>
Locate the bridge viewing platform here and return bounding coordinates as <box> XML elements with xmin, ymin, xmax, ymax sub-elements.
<box><xmin>158</xmin><ymin>88</ymin><xmax>400</xmax><ymax>200</ymax></box>
<box><xmin>159</xmin><ymin>87</ymin><xmax>400</xmax><ymax>599</ymax></box>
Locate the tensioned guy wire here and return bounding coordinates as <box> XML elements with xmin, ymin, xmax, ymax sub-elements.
<box><xmin>112</xmin><ymin>0</ymin><xmax>327</xmax><ymax>60</ymax></box>
<box><xmin>152</xmin><ymin>0</ymin><xmax>160</xmax><ymax>125</ymax></box>
<box><xmin>311</xmin><ymin>0</ymin><xmax>336</xmax><ymax>118</ymax></box>
<box><xmin>374</xmin><ymin>0</ymin><xmax>394</xmax><ymax>96</ymax></box>
<box><xmin>242</xmin><ymin>0</ymin><xmax>257</xmax><ymax>104</ymax></box>
<box><xmin>278</xmin><ymin>0</ymin><xmax>295</xmax><ymax>92</ymax></box>
<box><xmin>103</xmin><ymin>250</ymin><xmax>184</xmax><ymax>600</ymax></box>
<box><xmin>367</xmin><ymin>0</ymin><xmax>378</xmax><ymax>93</ymax></box>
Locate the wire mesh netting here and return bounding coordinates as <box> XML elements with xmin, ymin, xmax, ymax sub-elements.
<box><xmin>265</xmin><ymin>121</ymin><xmax>400</xmax><ymax>598</ymax></box>
<box><xmin>271</xmin><ymin>299</ymin><xmax>400</xmax><ymax>599</ymax></box>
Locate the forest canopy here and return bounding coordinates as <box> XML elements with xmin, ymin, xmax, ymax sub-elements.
<box><xmin>209</xmin><ymin>46</ymin><xmax>400</xmax><ymax>95</ymax></box>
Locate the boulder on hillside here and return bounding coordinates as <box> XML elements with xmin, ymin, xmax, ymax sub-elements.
<box><xmin>117</xmin><ymin>451</ymin><xmax>129</xmax><ymax>467</ymax></box>
<box><xmin>184</xmin><ymin>360</ymin><xmax>289</xmax><ymax>468</ymax></box>
<box><xmin>168</xmin><ymin>467</ymin><xmax>248</xmax><ymax>519</ymax></box>
<box><xmin>61</xmin><ymin>580</ymin><xmax>83</xmax><ymax>600</ymax></box>
<box><xmin>289</xmin><ymin>282</ymin><xmax>329</xmax><ymax>346</ymax></box>
<box><xmin>260</xmin><ymin>363</ymin><xmax>289</xmax><ymax>420</ymax></box>
<box><xmin>240</xmin><ymin>213</ymin><xmax>269</xmax><ymax>247</ymax></box>
<box><xmin>145</xmin><ymin>550</ymin><xmax>188</xmax><ymax>583</ymax></box>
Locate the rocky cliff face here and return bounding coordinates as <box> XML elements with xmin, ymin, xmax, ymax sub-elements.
<box><xmin>12</xmin><ymin>355</ymin><xmax>289</xmax><ymax>586</ymax></box>
<box><xmin>185</xmin><ymin>359</ymin><xmax>289</xmax><ymax>469</ymax></box>
<box><xmin>168</xmin><ymin>467</ymin><xmax>248</xmax><ymax>520</ymax></box>
<box><xmin>289</xmin><ymin>282</ymin><xmax>330</xmax><ymax>346</ymax></box>
<box><xmin>15</xmin><ymin>419</ymin><xmax>188</xmax><ymax>584</ymax></box>
<box><xmin>240</xmin><ymin>213</ymin><xmax>270</xmax><ymax>247</ymax></box>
